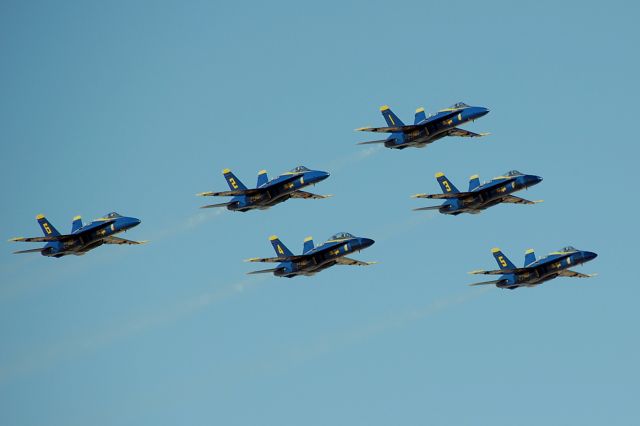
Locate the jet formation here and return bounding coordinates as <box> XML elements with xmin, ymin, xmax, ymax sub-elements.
<box><xmin>10</xmin><ymin>212</ymin><xmax>146</xmax><ymax>257</ymax></box>
<box><xmin>10</xmin><ymin>98</ymin><xmax>598</xmax><ymax>288</ymax></box>
<box><xmin>469</xmin><ymin>247</ymin><xmax>598</xmax><ymax>289</ymax></box>
<box><xmin>197</xmin><ymin>166</ymin><xmax>331</xmax><ymax>212</ymax></box>
<box><xmin>412</xmin><ymin>170</ymin><xmax>543</xmax><ymax>215</ymax></box>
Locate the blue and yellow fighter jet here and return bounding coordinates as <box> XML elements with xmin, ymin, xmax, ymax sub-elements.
<box><xmin>469</xmin><ymin>246</ymin><xmax>598</xmax><ymax>289</ymax></box>
<box><xmin>412</xmin><ymin>170</ymin><xmax>543</xmax><ymax>215</ymax></box>
<box><xmin>245</xmin><ymin>232</ymin><xmax>375</xmax><ymax>277</ymax></box>
<box><xmin>197</xmin><ymin>166</ymin><xmax>331</xmax><ymax>211</ymax></box>
<box><xmin>9</xmin><ymin>212</ymin><xmax>146</xmax><ymax>257</ymax></box>
<box><xmin>356</xmin><ymin>102</ymin><xmax>489</xmax><ymax>149</ymax></box>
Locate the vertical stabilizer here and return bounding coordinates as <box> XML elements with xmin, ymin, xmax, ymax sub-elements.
<box><xmin>36</xmin><ymin>214</ymin><xmax>60</xmax><ymax>237</ymax></box>
<box><xmin>269</xmin><ymin>235</ymin><xmax>294</xmax><ymax>258</ymax></box>
<box><xmin>380</xmin><ymin>105</ymin><xmax>405</xmax><ymax>127</ymax></box>
<box><xmin>491</xmin><ymin>248</ymin><xmax>516</xmax><ymax>270</ymax></box>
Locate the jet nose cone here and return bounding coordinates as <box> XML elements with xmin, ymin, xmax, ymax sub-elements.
<box><xmin>360</xmin><ymin>237</ymin><xmax>375</xmax><ymax>248</ymax></box>
<box><xmin>476</xmin><ymin>107</ymin><xmax>490</xmax><ymax>118</ymax></box>
<box><xmin>585</xmin><ymin>251</ymin><xmax>598</xmax><ymax>261</ymax></box>
<box><xmin>319</xmin><ymin>171</ymin><xmax>330</xmax><ymax>180</ymax></box>
<box><xmin>128</xmin><ymin>217</ymin><xmax>141</xmax><ymax>228</ymax></box>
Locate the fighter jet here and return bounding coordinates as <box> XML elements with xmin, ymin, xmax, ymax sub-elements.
<box><xmin>469</xmin><ymin>246</ymin><xmax>598</xmax><ymax>289</ymax></box>
<box><xmin>245</xmin><ymin>232</ymin><xmax>375</xmax><ymax>277</ymax></box>
<box><xmin>356</xmin><ymin>102</ymin><xmax>489</xmax><ymax>149</ymax></box>
<box><xmin>197</xmin><ymin>166</ymin><xmax>331</xmax><ymax>212</ymax></box>
<box><xmin>9</xmin><ymin>212</ymin><xmax>146</xmax><ymax>257</ymax></box>
<box><xmin>412</xmin><ymin>170</ymin><xmax>543</xmax><ymax>215</ymax></box>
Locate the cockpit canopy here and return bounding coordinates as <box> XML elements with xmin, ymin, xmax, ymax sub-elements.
<box><xmin>290</xmin><ymin>166</ymin><xmax>310</xmax><ymax>173</ymax></box>
<box><xmin>450</xmin><ymin>102</ymin><xmax>469</xmax><ymax>109</ymax></box>
<box><xmin>105</xmin><ymin>212</ymin><xmax>123</xmax><ymax>219</ymax></box>
<box><xmin>329</xmin><ymin>232</ymin><xmax>355</xmax><ymax>241</ymax></box>
<box><xmin>559</xmin><ymin>246</ymin><xmax>577</xmax><ymax>252</ymax></box>
<box><xmin>505</xmin><ymin>170</ymin><xmax>523</xmax><ymax>176</ymax></box>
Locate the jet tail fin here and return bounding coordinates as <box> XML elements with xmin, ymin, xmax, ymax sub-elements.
<box><xmin>414</xmin><ymin>107</ymin><xmax>426</xmax><ymax>124</ymax></box>
<box><xmin>380</xmin><ymin>105</ymin><xmax>405</xmax><ymax>127</ymax></box>
<box><xmin>36</xmin><ymin>214</ymin><xmax>60</xmax><ymax>237</ymax></box>
<box><xmin>222</xmin><ymin>169</ymin><xmax>248</xmax><ymax>191</ymax></box>
<box><xmin>71</xmin><ymin>215</ymin><xmax>83</xmax><ymax>232</ymax></box>
<box><xmin>524</xmin><ymin>249</ymin><xmax>536</xmax><ymax>266</ymax></box>
<box><xmin>303</xmin><ymin>236</ymin><xmax>314</xmax><ymax>253</ymax></box>
<box><xmin>435</xmin><ymin>172</ymin><xmax>460</xmax><ymax>194</ymax></box>
<box><xmin>269</xmin><ymin>235</ymin><xmax>294</xmax><ymax>258</ymax></box>
<box><xmin>492</xmin><ymin>248</ymin><xmax>516</xmax><ymax>270</ymax></box>
<box><xmin>468</xmin><ymin>175</ymin><xmax>480</xmax><ymax>191</ymax></box>
<box><xmin>256</xmin><ymin>170</ymin><xmax>268</xmax><ymax>187</ymax></box>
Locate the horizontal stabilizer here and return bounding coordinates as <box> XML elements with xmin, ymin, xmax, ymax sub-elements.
<box><xmin>13</xmin><ymin>248</ymin><xmax>44</xmax><ymax>254</ymax></box>
<box><xmin>468</xmin><ymin>268</ymin><xmax>529</xmax><ymax>275</ymax></box>
<box><xmin>247</xmin><ymin>267</ymin><xmax>282</xmax><ymax>275</ymax></box>
<box><xmin>200</xmin><ymin>202</ymin><xmax>232</xmax><ymax>209</ymax></box>
<box><xmin>447</xmin><ymin>128</ymin><xmax>490</xmax><ymax>138</ymax></box>
<box><xmin>196</xmin><ymin>189</ymin><xmax>256</xmax><ymax>197</ymax></box>
<box><xmin>245</xmin><ymin>255</ymin><xmax>304</xmax><ymax>263</ymax></box>
<box><xmin>558</xmin><ymin>270</ymin><xmax>597</xmax><ymax>278</ymax></box>
<box><xmin>356</xmin><ymin>139</ymin><xmax>390</xmax><ymax>145</ymax></box>
<box><xmin>290</xmin><ymin>191</ymin><xmax>332</xmax><ymax>199</ymax></box>
<box><xmin>335</xmin><ymin>257</ymin><xmax>376</xmax><ymax>266</ymax></box>
<box><xmin>469</xmin><ymin>279</ymin><xmax>507</xmax><ymax>287</ymax></box>
<box><xmin>412</xmin><ymin>205</ymin><xmax>442</xmax><ymax>211</ymax></box>
<box><xmin>411</xmin><ymin>192</ymin><xmax>472</xmax><ymax>200</ymax></box>
<box><xmin>103</xmin><ymin>236</ymin><xmax>148</xmax><ymax>245</ymax></box>
<box><xmin>355</xmin><ymin>125</ymin><xmax>420</xmax><ymax>133</ymax></box>
<box><xmin>501</xmin><ymin>195</ymin><xmax>543</xmax><ymax>205</ymax></box>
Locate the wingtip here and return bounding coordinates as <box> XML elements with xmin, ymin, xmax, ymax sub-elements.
<box><xmin>411</xmin><ymin>193</ymin><xmax>426</xmax><ymax>198</ymax></box>
<box><xmin>8</xmin><ymin>237</ymin><xmax>22</xmax><ymax>242</ymax></box>
<box><xmin>355</xmin><ymin>127</ymin><xmax>370</xmax><ymax>132</ymax></box>
<box><xmin>468</xmin><ymin>270</ymin><xmax>484</xmax><ymax>275</ymax></box>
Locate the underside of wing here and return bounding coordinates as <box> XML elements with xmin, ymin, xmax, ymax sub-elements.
<box><xmin>103</xmin><ymin>236</ymin><xmax>148</xmax><ymax>245</ymax></box>
<box><xmin>335</xmin><ymin>257</ymin><xmax>376</xmax><ymax>266</ymax></box>
<box><xmin>447</xmin><ymin>128</ymin><xmax>490</xmax><ymax>138</ymax></box>
<box><xmin>290</xmin><ymin>191</ymin><xmax>333</xmax><ymax>199</ymax></box>
<box><xmin>501</xmin><ymin>195</ymin><xmax>543</xmax><ymax>205</ymax></box>
<box><xmin>355</xmin><ymin>125</ymin><xmax>421</xmax><ymax>133</ymax></box>
<box><xmin>558</xmin><ymin>270</ymin><xmax>597</xmax><ymax>278</ymax></box>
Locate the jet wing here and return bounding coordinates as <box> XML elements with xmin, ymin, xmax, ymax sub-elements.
<box><xmin>558</xmin><ymin>270</ymin><xmax>597</xmax><ymax>278</ymax></box>
<box><xmin>447</xmin><ymin>128</ymin><xmax>490</xmax><ymax>138</ymax></box>
<box><xmin>335</xmin><ymin>257</ymin><xmax>376</xmax><ymax>266</ymax></box>
<box><xmin>290</xmin><ymin>191</ymin><xmax>333</xmax><ymax>199</ymax></box>
<box><xmin>355</xmin><ymin>125</ymin><xmax>421</xmax><ymax>133</ymax></box>
<box><xmin>103</xmin><ymin>236</ymin><xmax>148</xmax><ymax>245</ymax></box>
<box><xmin>501</xmin><ymin>195</ymin><xmax>543</xmax><ymax>205</ymax></box>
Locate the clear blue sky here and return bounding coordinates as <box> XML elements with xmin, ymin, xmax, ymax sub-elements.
<box><xmin>1</xmin><ymin>1</ymin><xmax>638</xmax><ymax>425</ymax></box>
